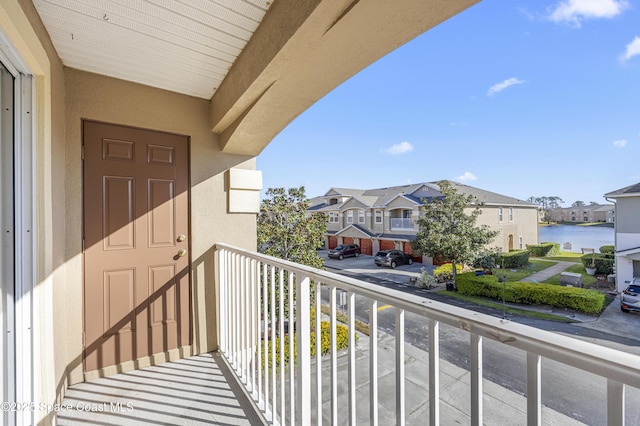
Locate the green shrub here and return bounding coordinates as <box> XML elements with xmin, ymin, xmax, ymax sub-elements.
<box><xmin>455</xmin><ymin>273</ymin><xmax>605</xmax><ymax>314</ymax></box>
<box><xmin>417</xmin><ymin>268</ymin><xmax>437</xmax><ymax>289</ymax></box>
<box><xmin>527</xmin><ymin>242</ymin><xmax>560</xmax><ymax>257</ymax></box>
<box><xmin>262</xmin><ymin>321</ymin><xmax>351</xmax><ymax>369</ymax></box>
<box><xmin>599</xmin><ymin>245</ymin><xmax>615</xmax><ymax>254</ymax></box>
<box><xmin>472</xmin><ymin>249</ymin><xmax>501</xmax><ymax>270</ymax></box>
<box><xmin>580</xmin><ymin>254</ymin><xmax>614</xmax><ymax>275</ymax></box>
<box><xmin>498</xmin><ymin>250</ymin><xmax>530</xmax><ymax>268</ymax></box>
<box><xmin>433</xmin><ymin>263</ymin><xmax>466</xmax><ymax>282</ymax></box>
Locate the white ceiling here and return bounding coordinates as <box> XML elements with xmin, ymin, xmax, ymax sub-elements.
<box><xmin>33</xmin><ymin>0</ymin><xmax>273</xmax><ymax>99</ymax></box>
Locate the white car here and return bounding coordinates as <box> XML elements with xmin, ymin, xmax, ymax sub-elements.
<box><xmin>620</xmin><ymin>278</ymin><xmax>640</xmax><ymax>313</ymax></box>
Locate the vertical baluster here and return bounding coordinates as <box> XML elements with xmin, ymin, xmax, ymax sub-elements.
<box><xmin>279</xmin><ymin>269</ymin><xmax>285</xmax><ymax>425</ymax></box>
<box><xmin>330</xmin><ymin>286</ymin><xmax>338</xmax><ymax>424</ymax></box>
<box><xmin>369</xmin><ymin>299</ymin><xmax>378</xmax><ymax>426</ymax></box>
<box><xmin>250</xmin><ymin>259</ymin><xmax>257</xmax><ymax>396</ymax></box>
<box><xmin>289</xmin><ymin>273</ymin><xmax>295</xmax><ymax>424</ymax></box>
<box><xmin>607</xmin><ymin>380</ymin><xmax>625</xmax><ymax>426</ymax></box>
<box><xmin>231</xmin><ymin>252</ymin><xmax>237</xmax><ymax>369</ymax></box>
<box><xmin>295</xmin><ymin>275</ymin><xmax>311</xmax><ymax>425</ymax></box>
<box><xmin>395</xmin><ymin>308</ymin><xmax>405</xmax><ymax>426</ymax></box>
<box><xmin>429</xmin><ymin>319</ymin><xmax>440</xmax><ymax>425</ymax></box>
<box><xmin>270</xmin><ymin>266</ymin><xmax>277</xmax><ymax>421</ymax></box>
<box><xmin>526</xmin><ymin>352</ymin><xmax>541</xmax><ymax>426</ymax></box>
<box><xmin>218</xmin><ymin>249</ymin><xmax>226</xmax><ymax>355</ymax></box>
<box><xmin>315</xmin><ymin>281</ymin><xmax>323</xmax><ymax>426</ymax></box>
<box><xmin>348</xmin><ymin>291</ymin><xmax>356</xmax><ymax>425</ymax></box>
<box><xmin>471</xmin><ymin>333</ymin><xmax>483</xmax><ymax>425</ymax></box>
<box><xmin>241</xmin><ymin>255</ymin><xmax>247</xmax><ymax>382</ymax></box>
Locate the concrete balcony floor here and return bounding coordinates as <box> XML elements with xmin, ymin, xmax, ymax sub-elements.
<box><xmin>57</xmin><ymin>353</ymin><xmax>261</xmax><ymax>425</ymax></box>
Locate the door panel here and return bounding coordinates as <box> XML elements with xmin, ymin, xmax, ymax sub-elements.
<box><xmin>83</xmin><ymin>121</ymin><xmax>190</xmax><ymax>372</ymax></box>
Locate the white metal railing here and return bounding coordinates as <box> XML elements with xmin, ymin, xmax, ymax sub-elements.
<box><xmin>216</xmin><ymin>243</ymin><xmax>640</xmax><ymax>425</ymax></box>
<box><xmin>390</xmin><ymin>218</ymin><xmax>413</xmax><ymax>229</ymax></box>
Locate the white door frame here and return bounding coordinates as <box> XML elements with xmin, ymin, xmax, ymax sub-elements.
<box><xmin>0</xmin><ymin>29</ymin><xmax>35</xmax><ymax>426</ymax></box>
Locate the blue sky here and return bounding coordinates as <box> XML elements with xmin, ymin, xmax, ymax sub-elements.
<box><xmin>257</xmin><ymin>0</ymin><xmax>640</xmax><ymax>206</ymax></box>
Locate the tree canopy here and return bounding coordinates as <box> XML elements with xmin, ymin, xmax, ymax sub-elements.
<box><xmin>411</xmin><ymin>181</ymin><xmax>498</xmax><ymax>280</ymax></box>
<box><xmin>257</xmin><ymin>187</ymin><xmax>326</xmax><ymax>269</ymax></box>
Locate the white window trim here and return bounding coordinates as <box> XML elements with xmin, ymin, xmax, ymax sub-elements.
<box><xmin>0</xmin><ymin>34</ymin><xmax>35</xmax><ymax>426</ymax></box>
<box><xmin>375</xmin><ymin>210</ymin><xmax>382</xmax><ymax>224</ymax></box>
<box><xmin>347</xmin><ymin>210</ymin><xmax>353</xmax><ymax>223</ymax></box>
<box><xmin>498</xmin><ymin>207</ymin><xmax>503</xmax><ymax>222</ymax></box>
<box><xmin>358</xmin><ymin>210</ymin><xmax>365</xmax><ymax>223</ymax></box>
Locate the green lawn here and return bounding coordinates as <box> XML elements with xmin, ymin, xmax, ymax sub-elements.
<box><xmin>492</xmin><ymin>259</ymin><xmax>556</xmax><ymax>282</ymax></box>
<box><xmin>542</xmin><ymin>263</ymin><xmax>598</xmax><ymax>287</ymax></box>
<box><xmin>541</xmin><ymin>251</ymin><xmax>583</xmax><ymax>263</ymax></box>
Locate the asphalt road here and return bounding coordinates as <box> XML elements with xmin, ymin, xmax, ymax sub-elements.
<box><xmin>320</xmin><ymin>254</ymin><xmax>640</xmax><ymax>425</ymax></box>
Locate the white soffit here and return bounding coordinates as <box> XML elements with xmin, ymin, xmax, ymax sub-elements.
<box><xmin>33</xmin><ymin>0</ymin><xmax>272</xmax><ymax>99</ymax></box>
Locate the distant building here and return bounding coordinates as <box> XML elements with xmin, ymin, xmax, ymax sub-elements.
<box><xmin>548</xmin><ymin>204</ymin><xmax>615</xmax><ymax>223</ymax></box>
<box><xmin>308</xmin><ymin>181</ymin><xmax>539</xmax><ymax>263</ymax></box>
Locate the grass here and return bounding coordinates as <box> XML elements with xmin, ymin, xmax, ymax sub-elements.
<box><xmin>320</xmin><ymin>305</ymin><xmax>370</xmax><ymax>335</ymax></box>
<box><xmin>542</xmin><ymin>251</ymin><xmax>583</xmax><ymax>262</ymax></box>
<box><xmin>492</xmin><ymin>259</ymin><xmax>556</xmax><ymax>282</ymax></box>
<box><xmin>435</xmin><ymin>290</ymin><xmax>577</xmax><ymax>322</ymax></box>
<box><xmin>542</xmin><ymin>263</ymin><xmax>598</xmax><ymax>287</ymax></box>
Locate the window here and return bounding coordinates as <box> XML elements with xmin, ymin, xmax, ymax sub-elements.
<box><xmin>347</xmin><ymin>211</ymin><xmax>353</xmax><ymax>223</ymax></box>
<box><xmin>375</xmin><ymin>210</ymin><xmax>382</xmax><ymax>224</ymax></box>
<box><xmin>518</xmin><ymin>236</ymin><xmax>523</xmax><ymax>249</ymax></box>
<box><xmin>498</xmin><ymin>207</ymin><xmax>503</xmax><ymax>222</ymax></box>
<box><xmin>358</xmin><ymin>210</ymin><xmax>365</xmax><ymax>223</ymax></box>
<box><xmin>329</xmin><ymin>212</ymin><xmax>338</xmax><ymax>223</ymax></box>
<box><xmin>509</xmin><ymin>208</ymin><xmax>513</xmax><ymax>222</ymax></box>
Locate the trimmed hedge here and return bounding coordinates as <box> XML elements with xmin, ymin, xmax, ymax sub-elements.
<box><xmin>498</xmin><ymin>250</ymin><xmax>530</xmax><ymax>268</ymax></box>
<box><xmin>580</xmin><ymin>254</ymin><xmax>614</xmax><ymax>275</ymax></box>
<box><xmin>526</xmin><ymin>242</ymin><xmax>560</xmax><ymax>257</ymax></box>
<box><xmin>599</xmin><ymin>245</ymin><xmax>615</xmax><ymax>254</ymax></box>
<box><xmin>455</xmin><ymin>273</ymin><xmax>605</xmax><ymax>314</ymax></box>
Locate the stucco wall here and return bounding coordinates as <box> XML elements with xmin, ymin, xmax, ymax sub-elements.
<box><xmin>472</xmin><ymin>205</ymin><xmax>539</xmax><ymax>252</ymax></box>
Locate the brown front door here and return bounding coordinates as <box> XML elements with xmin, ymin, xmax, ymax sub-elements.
<box><xmin>83</xmin><ymin>121</ymin><xmax>191</xmax><ymax>372</ymax></box>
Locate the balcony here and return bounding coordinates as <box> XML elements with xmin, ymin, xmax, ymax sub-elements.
<box><xmin>61</xmin><ymin>244</ymin><xmax>640</xmax><ymax>425</ymax></box>
<box><xmin>390</xmin><ymin>218</ymin><xmax>414</xmax><ymax>230</ymax></box>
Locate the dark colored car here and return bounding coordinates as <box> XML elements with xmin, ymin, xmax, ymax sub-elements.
<box><xmin>328</xmin><ymin>244</ymin><xmax>360</xmax><ymax>260</ymax></box>
<box><xmin>374</xmin><ymin>250</ymin><xmax>413</xmax><ymax>269</ymax></box>
<box><xmin>620</xmin><ymin>279</ymin><xmax>640</xmax><ymax>313</ymax></box>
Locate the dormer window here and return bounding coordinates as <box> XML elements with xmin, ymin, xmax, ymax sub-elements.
<box><xmin>329</xmin><ymin>198</ymin><xmax>338</xmax><ymax>205</ymax></box>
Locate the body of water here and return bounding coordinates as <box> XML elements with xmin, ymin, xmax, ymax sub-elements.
<box><xmin>538</xmin><ymin>224</ymin><xmax>614</xmax><ymax>253</ymax></box>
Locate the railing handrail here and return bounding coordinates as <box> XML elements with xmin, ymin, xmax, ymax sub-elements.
<box><xmin>215</xmin><ymin>243</ymin><xmax>640</xmax><ymax>389</ymax></box>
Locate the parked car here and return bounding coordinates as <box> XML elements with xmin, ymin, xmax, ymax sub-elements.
<box><xmin>374</xmin><ymin>250</ymin><xmax>413</xmax><ymax>268</ymax></box>
<box><xmin>328</xmin><ymin>244</ymin><xmax>360</xmax><ymax>260</ymax></box>
<box><xmin>620</xmin><ymin>279</ymin><xmax>640</xmax><ymax>313</ymax></box>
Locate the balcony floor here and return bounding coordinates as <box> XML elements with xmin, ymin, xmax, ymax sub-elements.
<box><xmin>57</xmin><ymin>352</ymin><xmax>262</xmax><ymax>425</ymax></box>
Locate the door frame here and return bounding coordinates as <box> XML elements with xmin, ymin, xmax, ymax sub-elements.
<box><xmin>0</xmin><ymin>29</ymin><xmax>35</xmax><ymax>426</ymax></box>
<box><xmin>81</xmin><ymin>120</ymin><xmax>192</xmax><ymax>373</ymax></box>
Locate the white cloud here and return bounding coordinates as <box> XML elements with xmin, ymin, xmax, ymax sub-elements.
<box><xmin>547</xmin><ymin>0</ymin><xmax>629</xmax><ymax>28</ymax></box>
<box><xmin>457</xmin><ymin>171</ymin><xmax>478</xmax><ymax>182</ymax></box>
<box><xmin>382</xmin><ymin>141</ymin><xmax>414</xmax><ymax>155</ymax></box>
<box><xmin>613</xmin><ymin>139</ymin><xmax>628</xmax><ymax>147</ymax></box>
<box><xmin>620</xmin><ymin>36</ymin><xmax>640</xmax><ymax>62</ymax></box>
<box><xmin>487</xmin><ymin>78</ymin><xmax>525</xmax><ymax>97</ymax></box>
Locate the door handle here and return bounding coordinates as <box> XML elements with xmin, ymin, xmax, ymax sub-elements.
<box><xmin>177</xmin><ymin>234</ymin><xmax>186</xmax><ymax>242</ymax></box>
<box><xmin>177</xmin><ymin>249</ymin><xmax>187</xmax><ymax>257</ymax></box>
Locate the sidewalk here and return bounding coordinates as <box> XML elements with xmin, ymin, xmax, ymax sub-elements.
<box><xmin>322</xmin><ymin>328</ymin><xmax>584</xmax><ymax>425</ymax></box>
<box><xmin>519</xmin><ymin>260</ymin><xmax>575</xmax><ymax>283</ymax></box>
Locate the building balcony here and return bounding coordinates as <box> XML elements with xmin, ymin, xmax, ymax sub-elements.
<box><xmin>390</xmin><ymin>218</ymin><xmax>414</xmax><ymax>230</ymax></box>
<box><xmin>61</xmin><ymin>243</ymin><xmax>640</xmax><ymax>425</ymax></box>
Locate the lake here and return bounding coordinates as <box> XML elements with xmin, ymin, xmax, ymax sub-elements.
<box><xmin>538</xmin><ymin>224</ymin><xmax>614</xmax><ymax>253</ymax></box>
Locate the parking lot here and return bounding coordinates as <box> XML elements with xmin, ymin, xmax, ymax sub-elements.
<box><xmin>319</xmin><ymin>249</ymin><xmax>433</xmax><ymax>286</ymax></box>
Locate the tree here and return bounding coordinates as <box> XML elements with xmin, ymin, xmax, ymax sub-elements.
<box><xmin>257</xmin><ymin>187</ymin><xmax>326</xmax><ymax>268</ymax></box>
<box><xmin>528</xmin><ymin>195</ymin><xmax>565</xmax><ymax>222</ymax></box>
<box><xmin>411</xmin><ymin>181</ymin><xmax>499</xmax><ymax>281</ymax></box>
<box><xmin>572</xmin><ymin>201</ymin><xmax>585</xmax><ymax>207</ymax></box>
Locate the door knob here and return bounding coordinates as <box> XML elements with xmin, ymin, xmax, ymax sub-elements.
<box><xmin>177</xmin><ymin>249</ymin><xmax>187</xmax><ymax>257</ymax></box>
<box><xmin>177</xmin><ymin>234</ymin><xmax>186</xmax><ymax>242</ymax></box>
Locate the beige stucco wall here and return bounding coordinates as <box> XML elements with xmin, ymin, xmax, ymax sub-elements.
<box><xmin>473</xmin><ymin>205</ymin><xmax>539</xmax><ymax>251</ymax></box>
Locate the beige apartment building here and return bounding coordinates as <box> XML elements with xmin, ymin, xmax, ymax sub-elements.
<box><xmin>310</xmin><ymin>181</ymin><xmax>539</xmax><ymax>262</ymax></box>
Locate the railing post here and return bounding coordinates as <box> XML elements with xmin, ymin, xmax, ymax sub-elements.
<box><xmin>348</xmin><ymin>291</ymin><xmax>356</xmax><ymax>425</ymax></box>
<box><xmin>527</xmin><ymin>352</ymin><xmax>541</xmax><ymax>426</ymax></box>
<box><xmin>471</xmin><ymin>333</ymin><xmax>483</xmax><ymax>426</ymax></box>
<box><xmin>429</xmin><ymin>319</ymin><xmax>440</xmax><ymax>425</ymax></box>
<box><xmin>370</xmin><ymin>300</ymin><xmax>378</xmax><ymax>426</ymax></box>
<box><xmin>296</xmin><ymin>274</ymin><xmax>311</xmax><ymax>425</ymax></box>
<box><xmin>607</xmin><ymin>380</ymin><xmax>625</xmax><ymax>426</ymax></box>
<box><xmin>396</xmin><ymin>308</ymin><xmax>405</xmax><ymax>426</ymax></box>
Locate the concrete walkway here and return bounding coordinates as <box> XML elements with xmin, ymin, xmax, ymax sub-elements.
<box><xmin>518</xmin><ymin>260</ymin><xmax>575</xmax><ymax>283</ymax></box>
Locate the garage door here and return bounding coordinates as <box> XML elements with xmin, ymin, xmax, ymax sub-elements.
<box><xmin>360</xmin><ymin>239</ymin><xmax>372</xmax><ymax>255</ymax></box>
<box><xmin>380</xmin><ymin>240</ymin><xmax>395</xmax><ymax>251</ymax></box>
<box><xmin>328</xmin><ymin>236</ymin><xmax>338</xmax><ymax>249</ymax></box>
<box><xmin>403</xmin><ymin>242</ymin><xmax>421</xmax><ymax>263</ymax></box>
